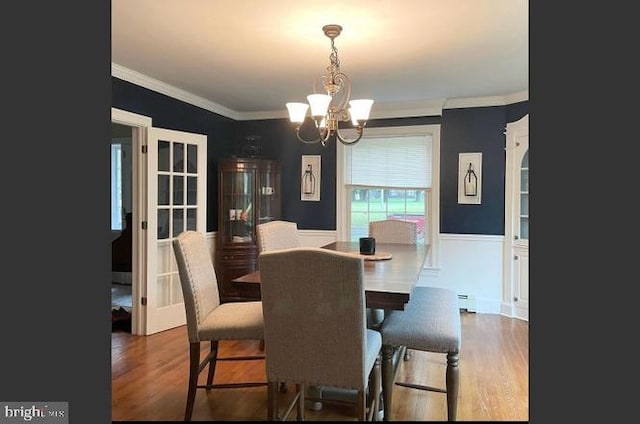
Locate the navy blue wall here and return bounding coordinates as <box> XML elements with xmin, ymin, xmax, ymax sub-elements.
<box><xmin>440</xmin><ymin>103</ymin><xmax>527</xmax><ymax>235</ymax></box>
<box><xmin>112</xmin><ymin>76</ymin><xmax>527</xmax><ymax>235</ymax></box>
<box><xmin>113</xmin><ymin>78</ymin><xmax>237</xmax><ymax>232</ymax></box>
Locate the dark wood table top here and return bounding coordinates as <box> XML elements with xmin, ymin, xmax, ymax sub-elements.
<box><xmin>232</xmin><ymin>241</ymin><xmax>430</xmax><ymax>310</ymax></box>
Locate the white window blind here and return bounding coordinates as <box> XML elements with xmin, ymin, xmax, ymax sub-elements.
<box><xmin>344</xmin><ymin>135</ymin><xmax>432</xmax><ymax>188</ymax></box>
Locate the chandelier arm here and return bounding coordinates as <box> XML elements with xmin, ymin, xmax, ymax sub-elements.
<box><xmin>295</xmin><ymin>125</ymin><xmax>332</xmax><ymax>144</ymax></box>
<box><xmin>335</xmin><ymin>126</ymin><xmax>364</xmax><ymax>145</ymax></box>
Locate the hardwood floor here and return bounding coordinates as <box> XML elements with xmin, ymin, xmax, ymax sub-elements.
<box><xmin>111</xmin><ymin>311</ymin><xmax>528</xmax><ymax>421</ymax></box>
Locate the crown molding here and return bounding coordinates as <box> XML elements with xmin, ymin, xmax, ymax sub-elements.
<box><xmin>113</xmin><ymin>63</ymin><xmax>528</xmax><ymax>121</ymax></box>
<box><xmin>112</xmin><ymin>63</ymin><xmax>241</xmax><ymax>120</ymax></box>
<box><xmin>443</xmin><ymin>90</ymin><xmax>529</xmax><ymax>109</ymax></box>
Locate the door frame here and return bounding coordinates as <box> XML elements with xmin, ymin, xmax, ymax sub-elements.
<box><xmin>111</xmin><ymin>107</ymin><xmax>152</xmax><ymax>335</ymax></box>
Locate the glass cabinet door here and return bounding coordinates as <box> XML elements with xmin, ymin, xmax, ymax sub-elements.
<box><xmin>220</xmin><ymin>170</ymin><xmax>255</xmax><ymax>243</ymax></box>
<box><xmin>258</xmin><ymin>167</ymin><xmax>281</xmax><ymax>225</ymax></box>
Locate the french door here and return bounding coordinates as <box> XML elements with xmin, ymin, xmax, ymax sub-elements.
<box><xmin>144</xmin><ymin>127</ymin><xmax>207</xmax><ymax>334</ymax></box>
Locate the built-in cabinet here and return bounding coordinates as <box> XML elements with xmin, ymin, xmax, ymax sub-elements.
<box><xmin>503</xmin><ymin>115</ymin><xmax>529</xmax><ymax>321</ymax></box>
<box><xmin>215</xmin><ymin>157</ymin><xmax>281</xmax><ymax>302</ymax></box>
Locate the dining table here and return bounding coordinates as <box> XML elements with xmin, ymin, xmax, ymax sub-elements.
<box><xmin>231</xmin><ymin>240</ymin><xmax>430</xmax><ymax>416</ymax></box>
<box><xmin>231</xmin><ymin>241</ymin><xmax>430</xmax><ymax>311</ymax></box>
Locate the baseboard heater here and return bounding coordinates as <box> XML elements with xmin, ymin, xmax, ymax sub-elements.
<box><xmin>458</xmin><ymin>294</ymin><xmax>476</xmax><ymax>312</ymax></box>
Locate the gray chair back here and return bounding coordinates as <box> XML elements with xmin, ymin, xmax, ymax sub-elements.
<box><xmin>369</xmin><ymin>219</ymin><xmax>417</xmax><ymax>244</ymax></box>
<box><xmin>256</xmin><ymin>220</ymin><xmax>300</xmax><ymax>252</ymax></box>
<box><xmin>172</xmin><ymin>230</ymin><xmax>221</xmax><ymax>343</ymax></box>
<box><xmin>258</xmin><ymin>247</ymin><xmax>369</xmax><ymax>389</ymax></box>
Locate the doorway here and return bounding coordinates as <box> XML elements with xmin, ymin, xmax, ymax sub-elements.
<box><xmin>111</xmin><ymin>123</ymin><xmax>133</xmax><ymax>332</ymax></box>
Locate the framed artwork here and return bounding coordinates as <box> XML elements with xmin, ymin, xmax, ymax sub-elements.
<box><xmin>301</xmin><ymin>155</ymin><xmax>321</xmax><ymax>201</ymax></box>
<box><xmin>458</xmin><ymin>152</ymin><xmax>482</xmax><ymax>204</ymax></box>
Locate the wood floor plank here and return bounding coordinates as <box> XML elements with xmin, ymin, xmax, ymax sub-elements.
<box><xmin>111</xmin><ymin>312</ymin><xmax>528</xmax><ymax>421</ymax></box>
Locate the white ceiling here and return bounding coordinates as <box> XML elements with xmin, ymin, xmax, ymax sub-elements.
<box><xmin>112</xmin><ymin>0</ymin><xmax>528</xmax><ymax>120</ymax></box>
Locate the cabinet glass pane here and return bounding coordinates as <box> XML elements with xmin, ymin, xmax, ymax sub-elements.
<box><xmin>187</xmin><ymin>144</ymin><xmax>197</xmax><ymax>173</ymax></box>
<box><xmin>520</xmin><ymin>170</ymin><xmax>529</xmax><ymax>193</ymax></box>
<box><xmin>173</xmin><ymin>142</ymin><xmax>184</xmax><ymax>172</ymax></box>
<box><xmin>520</xmin><ymin>193</ymin><xmax>529</xmax><ymax>216</ymax></box>
<box><xmin>221</xmin><ymin>170</ymin><xmax>254</xmax><ymax>243</ymax></box>
<box><xmin>158</xmin><ymin>175</ymin><xmax>170</xmax><ymax>205</ymax></box>
<box><xmin>520</xmin><ymin>217</ymin><xmax>529</xmax><ymax>240</ymax></box>
<box><xmin>173</xmin><ymin>175</ymin><xmax>184</xmax><ymax>205</ymax></box>
<box><xmin>158</xmin><ymin>140</ymin><xmax>170</xmax><ymax>172</ymax></box>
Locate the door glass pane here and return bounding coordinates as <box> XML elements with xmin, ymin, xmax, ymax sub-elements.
<box><xmin>172</xmin><ymin>209</ymin><xmax>184</xmax><ymax>237</ymax></box>
<box><xmin>158</xmin><ymin>141</ymin><xmax>170</xmax><ymax>172</ymax></box>
<box><xmin>158</xmin><ymin>175</ymin><xmax>170</xmax><ymax>205</ymax></box>
<box><xmin>187</xmin><ymin>144</ymin><xmax>197</xmax><ymax>173</ymax></box>
<box><xmin>173</xmin><ymin>175</ymin><xmax>184</xmax><ymax>205</ymax></box>
<box><xmin>187</xmin><ymin>208</ymin><xmax>197</xmax><ymax>231</ymax></box>
<box><xmin>157</xmin><ymin>209</ymin><xmax>169</xmax><ymax>239</ymax></box>
<box><xmin>173</xmin><ymin>142</ymin><xmax>184</xmax><ymax>172</ymax></box>
<box><xmin>187</xmin><ymin>176</ymin><xmax>197</xmax><ymax>205</ymax></box>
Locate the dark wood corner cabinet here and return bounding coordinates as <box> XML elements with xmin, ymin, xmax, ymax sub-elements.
<box><xmin>215</xmin><ymin>157</ymin><xmax>281</xmax><ymax>302</ymax></box>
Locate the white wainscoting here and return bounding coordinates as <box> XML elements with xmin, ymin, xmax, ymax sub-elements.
<box><xmin>204</xmin><ymin>230</ymin><xmax>338</xmax><ymax>254</ymax></box>
<box><xmin>205</xmin><ymin>231</ymin><xmax>504</xmax><ymax>314</ymax></box>
<box><xmin>418</xmin><ymin>234</ymin><xmax>503</xmax><ymax>314</ymax></box>
<box><xmin>298</xmin><ymin>230</ymin><xmax>338</xmax><ymax>247</ymax></box>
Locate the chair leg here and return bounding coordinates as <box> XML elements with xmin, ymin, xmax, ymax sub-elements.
<box><xmin>296</xmin><ymin>383</ymin><xmax>305</xmax><ymax>420</ymax></box>
<box><xmin>357</xmin><ymin>388</ymin><xmax>366</xmax><ymax>420</ymax></box>
<box><xmin>185</xmin><ymin>342</ymin><xmax>200</xmax><ymax>421</ymax></box>
<box><xmin>206</xmin><ymin>340</ymin><xmax>219</xmax><ymax>389</ymax></box>
<box><xmin>267</xmin><ymin>381</ymin><xmax>278</xmax><ymax>421</ymax></box>
<box><xmin>381</xmin><ymin>345</ymin><xmax>395</xmax><ymax>421</ymax></box>
<box><xmin>403</xmin><ymin>348</ymin><xmax>411</xmax><ymax>361</ymax></box>
<box><xmin>369</xmin><ymin>355</ymin><xmax>381</xmax><ymax>421</ymax></box>
<box><xmin>446</xmin><ymin>352</ymin><xmax>459</xmax><ymax>421</ymax></box>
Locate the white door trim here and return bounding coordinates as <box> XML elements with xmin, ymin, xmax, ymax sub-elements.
<box><xmin>111</xmin><ymin>107</ymin><xmax>152</xmax><ymax>335</ymax></box>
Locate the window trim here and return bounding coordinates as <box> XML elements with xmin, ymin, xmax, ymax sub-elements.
<box><xmin>336</xmin><ymin>124</ymin><xmax>441</xmax><ymax>268</ymax></box>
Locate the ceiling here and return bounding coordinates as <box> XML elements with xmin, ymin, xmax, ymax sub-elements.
<box><xmin>111</xmin><ymin>0</ymin><xmax>528</xmax><ymax>120</ymax></box>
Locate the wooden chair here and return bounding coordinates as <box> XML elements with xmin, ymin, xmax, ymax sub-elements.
<box><xmin>256</xmin><ymin>220</ymin><xmax>300</xmax><ymax>252</ymax></box>
<box><xmin>258</xmin><ymin>247</ymin><xmax>382</xmax><ymax>421</ymax></box>
<box><xmin>172</xmin><ymin>231</ymin><xmax>266</xmax><ymax>421</ymax></box>
<box><xmin>380</xmin><ymin>286</ymin><xmax>461</xmax><ymax>421</ymax></box>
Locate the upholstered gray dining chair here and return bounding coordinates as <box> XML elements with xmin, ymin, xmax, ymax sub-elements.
<box><xmin>172</xmin><ymin>231</ymin><xmax>266</xmax><ymax>421</ymax></box>
<box><xmin>256</xmin><ymin>220</ymin><xmax>300</xmax><ymax>252</ymax></box>
<box><xmin>258</xmin><ymin>247</ymin><xmax>382</xmax><ymax>421</ymax></box>
<box><xmin>367</xmin><ymin>219</ymin><xmax>418</xmax><ymax>358</ymax></box>
<box><xmin>368</xmin><ymin>219</ymin><xmax>417</xmax><ymax>245</ymax></box>
<box><xmin>379</xmin><ymin>286</ymin><xmax>461</xmax><ymax>421</ymax></box>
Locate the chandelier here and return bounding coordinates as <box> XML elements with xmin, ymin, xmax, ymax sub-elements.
<box><xmin>286</xmin><ymin>24</ymin><xmax>374</xmax><ymax>146</ymax></box>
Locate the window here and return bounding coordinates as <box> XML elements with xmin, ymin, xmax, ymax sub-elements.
<box><xmin>111</xmin><ymin>143</ymin><xmax>123</xmax><ymax>231</ymax></box>
<box><xmin>337</xmin><ymin>125</ymin><xmax>440</xmax><ymax>267</ymax></box>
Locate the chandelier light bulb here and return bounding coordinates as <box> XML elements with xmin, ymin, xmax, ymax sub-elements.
<box><xmin>286</xmin><ymin>102</ymin><xmax>309</xmax><ymax>124</ymax></box>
